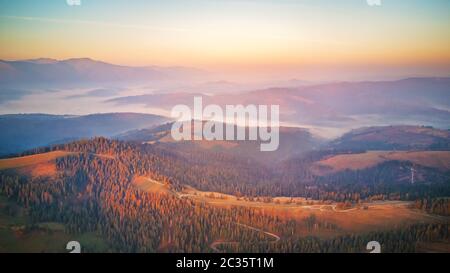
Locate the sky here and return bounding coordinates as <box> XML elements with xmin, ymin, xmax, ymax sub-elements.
<box><xmin>0</xmin><ymin>0</ymin><xmax>449</xmax><ymax>79</ymax></box>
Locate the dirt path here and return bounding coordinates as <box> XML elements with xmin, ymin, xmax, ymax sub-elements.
<box><xmin>301</xmin><ymin>204</ymin><xmax>359</xmax><ymax>212</ymax></box>
<box><xmin>410</xmin><ymin>209</ymin><xmax>449</xmax><ymax>222</ymax></box>
<box><xmin>210</xmin><ymin>222</ymin><xmax>280</xmax><ymax>252</ymax></box>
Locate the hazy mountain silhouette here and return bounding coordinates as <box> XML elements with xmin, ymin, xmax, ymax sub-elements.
<box><xmin>0</xmin><ymin>58</ymin><xmax>205</xmax><ymax>85</ymax></box>
<box><xmin>330</xmin><ymin>125</ymin><xmax>450</xmax><ymax>151</ymax></box>
<box><xmin>109</xmin><ymin>77</ymin><xmax>450</xmax><ymax>130</ymax></box>
<box><xmin>0</xmin><ymin>113</ymin><xmax>168</xmax><ymax>156</ymax></box>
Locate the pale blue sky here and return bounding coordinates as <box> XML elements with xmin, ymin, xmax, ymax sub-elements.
<box><xmin>0</xmin><ymin>0</ymin><xmax>449</xmax><ymax>76</ymax></box>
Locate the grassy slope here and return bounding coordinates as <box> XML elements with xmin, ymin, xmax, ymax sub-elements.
<box><xmin>312</xmin><ymin>151</ymin><xmax>450</xmax><ymax>175</ymax></box>
<box><xmin>0</xmin><ymin>151</ymin><xmax>75</xmax><ymax>171</ymax></box>
<box><xmin>134</xmin><ymin>175</ymin><xmax>443</xmax><ymax>237</ymax></box>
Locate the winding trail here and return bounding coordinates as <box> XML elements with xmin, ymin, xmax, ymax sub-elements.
<box><xmin>301</xmin><ymin>204</ymin><xmax>359</xmax><ymax>212</ymax></box>
<box><xmin>210</xmin><ymin>222</ymin><xmax>280</xmax><ymax>252</ymax></box>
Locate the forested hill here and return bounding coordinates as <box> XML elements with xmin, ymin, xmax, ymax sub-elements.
<box><xmin>19</xmin><ymin>137</ymin><xmax>450</xmax><ymax>201</ymax></box>
<box><xmin>1</xmin><ymin>137</ymin><xmax>448</xmax><ymax>252</ymax></box>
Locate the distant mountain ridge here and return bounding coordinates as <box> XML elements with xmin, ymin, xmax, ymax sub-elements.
<box><xmin>116</xmin><ymin>121</ymin><xmax>322</xmax><ymax>163</ymax></box>
<box><xmin>108</xmin><ymin>77</ymin><xmax>450</xmax><ymax>130</ymax></box>
<box><xmin>0</xmin><ymin>58</ymin><xmax>204</xmax><ymax>85</ymax></box>
<box><xmin>330</xmin><ymin>125</ymin><xmax>450</xmax><ymax>151</ymax></box>
<box><xmin>0</xmin><ymin>113</ymin><xmax>168</xmax><ymax>156</ymax></box>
